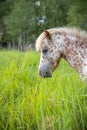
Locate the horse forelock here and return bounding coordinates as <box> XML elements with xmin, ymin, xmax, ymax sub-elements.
<box><xmin>36</xmin><ymin>31</ymin><xmax>51</xmax><ymax>51</ymax></box>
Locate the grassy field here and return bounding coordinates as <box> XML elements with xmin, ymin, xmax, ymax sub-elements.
<box><xmin>0</xmin><ymin>50</ymin><xmax>87</xmax><ymax>130</ymax></box>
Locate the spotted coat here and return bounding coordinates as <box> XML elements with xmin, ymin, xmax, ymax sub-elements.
<box><xmin>36</xmin><ymin>27</ymin><xmax>87</xmax><ymax>80</ymax></box>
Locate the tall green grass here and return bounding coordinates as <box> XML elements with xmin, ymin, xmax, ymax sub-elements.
<box><xmin>0</xmin><ymin>50</ymin><xmax>87</xmax><ymax>130</ymax></box>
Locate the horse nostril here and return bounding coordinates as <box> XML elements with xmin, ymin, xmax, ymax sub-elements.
<box><xmin>44</xmin><ymin>71</ymin><xmax>52</xmax><ymax>78</ymax></box>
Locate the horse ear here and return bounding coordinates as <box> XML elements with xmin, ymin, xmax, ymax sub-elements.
<box><xmin>44</xmin><ymin>30</ymin><xmax>51</xmax><ymax>40</ymax></box>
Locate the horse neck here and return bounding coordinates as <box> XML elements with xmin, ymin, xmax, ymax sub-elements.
<box><xmin>61</xmin><ymin>33</ymin><xmax>87</xmax><ymax>74</ymax></box>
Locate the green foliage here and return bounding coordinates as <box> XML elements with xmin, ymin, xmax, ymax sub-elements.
<box><xmin>0</xmin><ymin>50</ymin><xmax>87</xmax><ymax>130</ymax></box>
<box><xmin>4</xmin><ymin>0</ymin><xmax>35</xmax><ymax>37</ymax></box>
<box><xmin>67</xmin><ymin>1</ymin><xmax>87</xmax><ymax>30</ymax></box>
<box><xmin>0</xmin><ymin>0</ymin><xmax>87</xmax><ymax>48</ymax></box>
<box><xmin>41</xmin><ymin>0</ymin><xmax>68</xmax><ymax>28</ymax></box>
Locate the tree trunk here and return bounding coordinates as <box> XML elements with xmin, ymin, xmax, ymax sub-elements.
<box><xmin>8</xmin><ymin>42</ymin><xmax>12</xmax><ymax>49</ymax></box>
<box><xmin>18</xmin><ymin>34</ymin><xmax>23</xmax><ymax>50</ymax></box>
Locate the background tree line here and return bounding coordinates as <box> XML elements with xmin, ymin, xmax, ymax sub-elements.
<box><xmin>0</xmin><ymin>0</ymin><xmax>87</xmax><ymax>50</ymax></box>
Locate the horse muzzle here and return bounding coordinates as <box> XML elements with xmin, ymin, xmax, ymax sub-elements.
<box><xmin>39</xmin><ymin>63</ymin><xmax>52</xmax><ymax>78</ymax></box>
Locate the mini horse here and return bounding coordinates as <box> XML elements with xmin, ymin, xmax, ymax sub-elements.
<box><xmin>36</xmin><ymin>27</ymin><xmax>87</xmax><ymax>80</ymax></box>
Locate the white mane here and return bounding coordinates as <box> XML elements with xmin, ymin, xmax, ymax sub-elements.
<box><xmin>36</xmin><ymin>31</ymin><xmax>46</xmax><ymax>51</ymax></box>
<box><xmin>36</xmin><ymin>27</ymin><xmax>87</xmax><ymax>51</ymax></box>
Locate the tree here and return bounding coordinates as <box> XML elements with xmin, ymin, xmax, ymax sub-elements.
<box><xmin>67</xmin><ymin>0</ymin><xmax>87</xmax><ymax>30</ymax></box>
<box><xmin>3</xmin><ymin>0</ymin><xmax>36</xmax><ymax>49</ymax></box>
<box><xmin>0</xmin><ymin>0</ymin><xmax>87</xmax><ymax>50</ymax></box>
<box><xmin>40</xmin><ymin>0</ymin><xmax>68</xmax><ymax>28</ymax></box>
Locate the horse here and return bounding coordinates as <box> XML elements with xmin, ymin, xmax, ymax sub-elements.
<box><xmin>35</xmin><ymin>27</ymin><xmax>87</xmax><ymax>81</ymax></box>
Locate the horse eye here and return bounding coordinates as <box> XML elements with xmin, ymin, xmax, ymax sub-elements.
<box><xmin>42</xmin><ymin>49</ymin><xmax>48</xmax><ymax>54</ymax></box>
